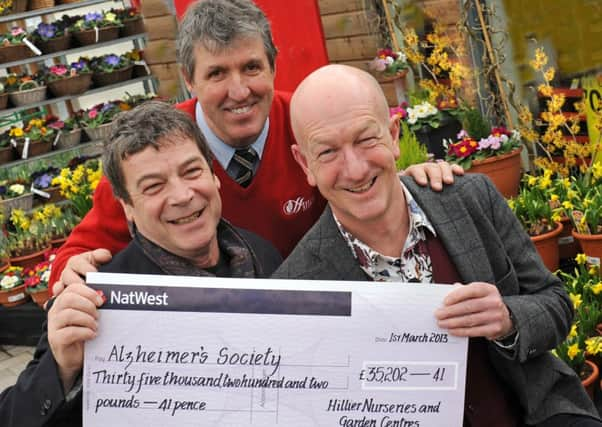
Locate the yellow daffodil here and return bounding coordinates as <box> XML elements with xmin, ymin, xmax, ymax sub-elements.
<box><xmin>591</xmin><ymin>282</ymin><xmax>602</xmax><ymax>295</ymax></box>
<box><xmin>567</xmin><ymin>343</ymin><xmax>580</xmax><ymax>360</ymax></box>
<box><xmin>576</xmin><ymin>253</ymin><xmax>587</xmax><ymax>265</ymax></box>
<box><xmin>569</xmin><ymin>323</ymin><xmax>578</xmax><ymax>339</ymax></box>
<box><xmin>569</xmin><ymin>293</ymin><xmax>582</xmax><ymax>309</ymax></box>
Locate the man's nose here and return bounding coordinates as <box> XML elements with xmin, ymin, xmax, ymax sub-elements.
<box><xmin>228</xmin><ymin>73</ymin><xmax>251</xmax><ymax>101</ymax></box>
<box><xmin>168</xmin><ymin>181</ymin><xmax>194</xmax><ymax>205</ymax></box>
<box><xmin>341</xmin><ymin>147</ymin><xmax>369</xmax><ymax>180</ymax></box>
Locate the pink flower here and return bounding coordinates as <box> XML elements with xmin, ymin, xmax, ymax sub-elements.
<box><xmin>370</xmin><ymin>58</ymin><xmax>387</xmax><ymax>72</ymax></box>
<box><xmin>11</xmin><ymin>27</ymin><xmax>24</xmax><ymax>36</ymax></box>
<box><xmin>88</xmin><ymin>109</ymin><xmax>98</xmax><ymax>119</ymax></box>
<box><xmin>389</xmin><ymin>106</ymin><xmax>407</xmax><ymax>119</ymax></box>
<box><xmin>50</xmin><ymin>65</ymin><xmax>68</xmax><ymax>76</ymax></box>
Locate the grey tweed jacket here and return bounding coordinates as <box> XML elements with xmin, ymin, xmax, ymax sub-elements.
<box><xmin>273</xmin><ymin>173</ymin><xmax>599</xmax><ymax>424</ymax></box>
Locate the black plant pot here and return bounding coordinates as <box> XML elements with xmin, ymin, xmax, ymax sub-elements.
<box><xmin>415</xmin><ymin>115</ymin><xmax>462</xmax><ymax>159</ymax></box>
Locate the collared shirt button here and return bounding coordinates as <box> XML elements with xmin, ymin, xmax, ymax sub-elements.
<box><xmin>40</xmin><ymin>399</ymin><xmax>52</xmax><ymax>415</ymax></box>
<box><xmin>528</xmin><ymin>348</ymin><xmax>536</xmax><ymax>356</ymax></box>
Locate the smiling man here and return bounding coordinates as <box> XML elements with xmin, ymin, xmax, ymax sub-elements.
<box><xmin>0</xmin><ymin>102</ymin><xmax>282</xmax><ymax>427</ymax></box>
<box><xmin>274</xmin><ymin>65</ymin><xmax>601</xmax><ymax>427</ymax></box>
<box><xmin>49</xmin><ymin>0</ymin><xmax>463</xmax><ymax>289</ymax></box>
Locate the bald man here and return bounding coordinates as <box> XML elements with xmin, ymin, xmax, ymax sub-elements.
<box><xmin>273</xmin><ymin>65</ymin><xmax>600</xmax><ymax>427</ymax></box>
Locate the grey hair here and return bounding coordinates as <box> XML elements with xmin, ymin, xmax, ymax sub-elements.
<box><xmin>176</xmin><ymin>0</ymin><xmax>277</xmax><ymax>81</ymax></box>
<box><xmin>103</xmin><ymin>101</ymin><xmax>214</xmax><ymax>204</ymax></box>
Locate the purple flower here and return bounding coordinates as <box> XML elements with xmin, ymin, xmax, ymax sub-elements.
<box><xmin>370</xmin><ymin>58</ymin><xmax>387</xmax><ymax>72</ymax></box>
<box><xmin>34</xmin><ymin>174</ymin><xmax>53</xmax><ymax>189</ymax></box>
<box><xmin>70</xmin><ymin>59</ymin><xmax>87</xmax><ymax>71</ymax></box>
<box><xmin>104</xmin><ymin>54</ymin><xmax>120</xmax><ymax>67</ymax></box>
<box><xmin>101</xmin><ymin>102</ymin><xmax>115</xmax><ymax>112</ymax></box>
<box><xmin>0</xmin><ymin>185</ymin><xmax>6</xmax><ymax>196</ymax></box>
<box><xmin>37</xmin><ymin>23</ymin><xmax>56</xmax><ymax>39</ymax></box>
<box><xmin>457</xmin><ymin>129</ymin><xmax>469</xmax><ymax>139</ymax></box>
<box><xmin>85</xmin><ymin>12</ymin><xmax>103</xmax><ymax>23</ymax></box>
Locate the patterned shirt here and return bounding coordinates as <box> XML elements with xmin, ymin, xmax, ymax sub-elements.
<box><xmin>334</xmin><ymin>184</ymin><xmax>436</xmax><ymax>283</ymax></box>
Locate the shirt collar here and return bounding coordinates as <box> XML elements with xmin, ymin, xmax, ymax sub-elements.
<box><xmin>195</xmin><ymin>101</ymin><xmax>269</xmax><ymax>170</ymax></box>
<box><xmin>333</xmin><ymin>180</ymin><xmax>436</xmax><ymax>269</ymax></box>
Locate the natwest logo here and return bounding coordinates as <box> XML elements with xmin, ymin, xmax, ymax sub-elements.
<box><xmin>283</xmin><ymin>196</ymin><xmax>314</xmax><ymax>216</ymax></box>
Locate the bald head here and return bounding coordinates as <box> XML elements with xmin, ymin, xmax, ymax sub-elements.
<box><xmin>290</xmin><ymin>64</ymin><xmax>390</xmax><ymax>148</ymax></box>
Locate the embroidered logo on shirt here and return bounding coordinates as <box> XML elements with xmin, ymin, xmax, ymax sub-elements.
<box><xmin>282</xmin><ymin>196</ymin><xmax>314</xmax><ymax>215</ymax></box>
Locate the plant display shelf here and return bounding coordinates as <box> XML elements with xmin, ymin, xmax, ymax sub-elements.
<box><xmin>0</xmin><ymin>139</ymin><xmax>102</xmax><ymax>171</ymax></box>
<box><xmin>1</xmin><ymin>33</ymin><xmax>147</xmax><ymax>69</ymax></box>
<box><xmin>0</xmin><ymin>0</ymin><xmax>114</xmax><ymax>23</ymax></box>
<box><xmin>0</xmin><ymin>74</ymin><xmax>154</xmax><ymax>119</ymax></box>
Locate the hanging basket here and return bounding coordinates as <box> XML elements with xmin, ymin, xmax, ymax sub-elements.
<box><xmin>47</xmin><ymin>73</ymin><xmax>92</xmax><ymax>97</ymax></box>
<box><xmin>36</xmin><ymin>34</ymin><xmax>71</xmax><ymax>54</ymax></box>
<box><xmin>0</xmin><ymin>284</ymin><xmax>30</xmax><ymax>308</ymax></box>
<box><xmin>29</xmin><ymin>0</ymin><xmax>55</xmax><ymax>10</ymax></box>
<box><xmin>9</xmin><ymin>82</ymin><xmax>47</xmax><ymax>107</ymax></box>
<box><xmin>0</xmin><ymin>192</ymin><xmax>33</xmax><ymax>215</ymax></box>
<box><xmin>121</xmin><ymin>17</ymin><xmax>145</xmax><ymax>37</ymax></box>
<box><xmin>56</xmin><ymin>128</ymin><xmax>82</xmax><ymax>149</ymax></box>
<box><xmin>531</xmin><ymin>222</ymin><xmax>562</xmax><ymax>272</ymax></box>
<box><xmin>0</xmin><ymin>145</ymin><xmax>13</xmax><ymax>165</ymax></box>
<box><xmin>0</xmin><ymin>43</ymin><xmax>33</xmax><ymax>64</ymax></box>
<box><xmin>73</xmin><ymin>26</ymin><xmax>120</xmax><ymax>46</ymax></box>
<box><xmin>83</xmin><ymin>122</ymin><xmax>113</xmax><ymax>141</ymax></box>
<box><xmin>468</xmin><ymin>147</ymin><xmax>523</xmax><ymax>199</ymax></box>
<box><xmin>15</xmin><ymin>138</ymin><xmax>52</xmax><ymax>159</ymax></box>
<box><xmin>92</xmin><ymin>65</ymin><xmax>133</xmax><ymax>87</ymax></box>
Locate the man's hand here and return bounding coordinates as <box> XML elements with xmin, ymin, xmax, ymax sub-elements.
<box><xmin>403</xmin><ymin>161</ymin><xmax>464</xmax><ymax>191</ymax></box>
<box><xmin>47</xmin><ymin>283</ymin><xmax>105</xmax><ymax>392</ymax></box>
<box><xmin>52</xmin><ymin>249</ymin><xmax>112</xmax><ymax>297</ymax></box>
<box><xmin>435</xmin><ymin>282</ymin><xmax>514</xmax><ymax>340</ymax></box>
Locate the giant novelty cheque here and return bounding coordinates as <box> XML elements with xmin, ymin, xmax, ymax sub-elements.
<box><xmin>83</xmin><ymin>273</ymin><xmax>468</xmax><ymax>427</ymax></box>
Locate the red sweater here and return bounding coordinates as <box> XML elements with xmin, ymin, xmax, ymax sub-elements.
<box><xmin>49</xmin><ymin>91</ymin><xmax>326</xmax><ymax>285</ymax></box>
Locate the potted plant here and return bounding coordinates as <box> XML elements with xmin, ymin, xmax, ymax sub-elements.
<box><xmin>13</xmin><ymin>117</ymin><xmax>55</xmax><ymax>159</ymax></box>
<box><xmin>554</xmin><ymin>329</ymin><xmax>598</xmax><ymax>399</ymax></box>
<box><xmin>31</xmin><ymin>21</ymin><xmax>70</xmax><ymax>54</ymax></box>
<box><xmin>0</xmin><ymin>27</ymin><xmax>34</xmax><ymax>63</ymax></box>
<box><xmin>112</xmin><ymin>7</ymin><xmax>144</xmax><ymax>37</ymax></box>
<box><xmin>444</xmin><ymin>112</ymin><xmax>523</xmax><ymax>198</ymax></box>
<box><xmin>565</xmin><ymin>172</ymin><xmax>602</xmax><ymax>264</ymax></box>
<box><xmin>7</xmin><ymin>208</ymin><xmax>52</xmax><ymax>269</ymax></box>
<box><xmin>71</xmin><ymin>11</ymin><xmax>122</xmax><ymax>46</ymax></box>
<box><xmin>90</xmin><ymin>52</ymin><xmax>133</xmax><ymax>87</ymax></box>
<box><xmin>48</xmin><ymin>115</ymin><xmax>81</xmax><ymax>149</ymax></box>
<box><xmin>78</xmin><ymin>101</ymin><xmax>121</xmax><ymax>141</ymax></box>
<box><xmin>508</xmin><ymin>171</ymin><xmax>564</xmax><ymax>271</ymax></box>
<box><xmin>370</xmin><ymin>47</ymin><xmax>409</xmax><ymax>79</ymax></box>
<box><xmin>0</xmin><ymin>0</ymin><xmax>27</xmax><ymax>15</ymax></box>
<box><xmin>47</xmin><ymin>205</ymin><xmax>79</xmax><ymax>247</ymax></box>
<box><xmin>0</xmin><ymin>209</ymin><xmax>9</xmax><ymax>273</ymax></box>
<box><xmin>6</xmin><ymin>73</ymin><xmax>47</xmax><ymax>107</ymax></box>
<box><xmin>44</xmin><ymin>58</ymin><xmax>92</xmax><ymax>97</ymax></box>
<box><xmin>0</xmin><ymin>266</ymin><xmax>29</xmax><ymax>307</ymax></box>
<box><xmin>30</xmin><ymin>167</ymin><xmax>63</xmax><ymax>204</ymax></box>
<box><xmin>51</xmin><ymin>160</ymin><xmax>102</xmax><ymax>218</ymax></box>
<box><xmin>0</xmin><ymin>179</ymin><xmax>33</xmax><ymax>214</ymax></box>
<box><xmin>24</xmin><ymin>260</ymin><xmax>51</xmax><ymax>307</ymax></box>
<box><xmin>394</xmin><ymin>118</ymin><xmax>429</xmax><ymax>171</ymax></box>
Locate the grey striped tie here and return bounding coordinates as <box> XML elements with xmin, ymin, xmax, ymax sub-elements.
<box><xmin>232</xmin><ymin>147</ymin><xmax>257</xmax><ymax>188</ymax></box>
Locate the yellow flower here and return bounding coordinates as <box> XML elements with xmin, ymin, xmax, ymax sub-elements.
<box><xmin>576</xmin><ymin>253</ymin><xmax>587</xmax><ymax>265</ymax></box>
<box><xmin>591</xmin><ymin>282</ymin><xmax>602</xmax><ymax>295</ymax></box>
<box><xmin>527</xmin><ymin>175</ymin><xmax>537</xmax><ymax>186</ymax></box>
<box><xmin>569</xmin><ymin>293</ymin><xmax>582</xmax><ymax>309</ymax></box>
<box><xmin>569</xmin><ymin>323</ymin><xmax>578</xmax><ymax>338</ymax></box>
<box><xmin>550</xmin><ymin>194</ymin><xmax>559</xmax><ymax>202</ymax></box>
<box><xmin>562</xmin><ymin>201</ymin><xmax>573</xmax><ymax>210</ymax></box>
<box><xmin>105</xmin><ymin>12</ymin><xmax>117</xmax><ymax>22</ymax></box>
<box><xmin>567</xmin><ymin>343</ymin><xmax>580</xmax><ymax>360</ymax></box>
<box><xmin>543</xmin><ymin>67</ymin><xmax>555</xmax><ymax>82</ymax></box>
<box><xmin>9</xmin><ymin>127</ymin><xmax>24</xmax><ymax>137</ymax></box>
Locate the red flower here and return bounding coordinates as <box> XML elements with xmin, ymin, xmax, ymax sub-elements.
<box><xmin>448</xmin><ymin>137</ymin><xmax>478</xmax><ymax>158</ymax></box>
<box><xmin>490</xmin><ymin>127</ymin><xmax>511</xmax><ymax>137</ymax></box>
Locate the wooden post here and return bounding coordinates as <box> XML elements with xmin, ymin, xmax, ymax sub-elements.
<box><xmin>381</xmin><ymin>0</ymin><xmax>401</xmax><ymax>52</ymax></box>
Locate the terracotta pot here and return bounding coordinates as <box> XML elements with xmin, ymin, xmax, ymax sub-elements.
<box><xmin>28</xmin><ymin>288</ymin><xmax>50</xmax><ymax>307</ymax></box>
<box><xmin>572</xmin><ymin>231</ymin><xmax>602</xmax><ymax>267</ymax></box>
<box><xmin>582</xmin><ymin>359</ymin><xmax>599</xmax><ymax>400</ymax></box>
<box><xmin>0</xmin><ymin>284</ymin><xmax>30</xmax><ymax>308</ymax></box>
<box><xmin>468</xmin><ymin>147</ymin><xmax>523</xmax><ymax>199</ymax></box>
<box><xmin>559</xmin><ymin>217</ymin><xmax>581</xmax><ymax>260</ymax></box>
<box><xmin>51</xmin><ymin>236</ymin><xmax>68</xmax><ymax>249</ymax></box>
<box><xmin>10</xmin><ymin>246</ymin><xmax>51</xmax><ymax>271</ymax></box>
<box><xmin>531</xmin><ymin>222</ymin><xmax>563</xmax><ymax>272</ymax></box>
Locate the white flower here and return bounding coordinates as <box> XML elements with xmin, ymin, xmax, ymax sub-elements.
<box><xmin>396</xmin><ymin>52</ymin><xmax>407</xmax><ymax>63</ymax></box>
<box><xmin>0</xmin><ymin>275</ymin><xmax>19</xmax><ymax>290</ymax></box>
<box><xmin>41</xmin><ymin>270</ymin><xmax>50</xmax><ymax>283</ymax></box>
<box><xmin>407</xmin><ymin>109</ymin><xmax>418</xmax><ymax>125</ymax></box>
<box><xmin>384</xmin><ymin>56</ymin><xmax>394</xmax><ymax>66</ymax></box>
<box><xmin>8</xmin><ymin>184</ymin><xmax>24</xmax><ymax>195</ymax></box>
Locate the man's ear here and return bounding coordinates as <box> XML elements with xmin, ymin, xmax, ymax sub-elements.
<box><xmin>291</xmin><ymin>144</ymin><xmax>316</xmax><ymax>187</ymax></box>
<box><xmin>118</xmin><ymin>198</ymin><xmax>135</xmax><ymax>223</ymax></box>
<box><xmin>388</xmin><ymin>115</ymin><xmax>401</xmax><ymax>159</ymax></box>
<box><xmin>213</xmin><ymin>174</ymin><xmax>221</xmax><ymax>190</ymax></box>
<box><xmin>181</xmin><ymin>65</ymin><xmax>194</xmax><ymax>93</ymax></box>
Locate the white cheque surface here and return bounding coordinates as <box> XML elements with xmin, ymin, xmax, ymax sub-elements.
<box><xmin>84</xmin><ymin>273</ymin><xmax>468</xmax><ymax>427</ymax></box>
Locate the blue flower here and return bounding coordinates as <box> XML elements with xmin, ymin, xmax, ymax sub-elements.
<box><xmin>104</xmin><ymin>54</ymin><xmax>120</xmax><ymax>67</ymax></box>
<box><xmin>84</xmin><ymin>12</ymin><xmax>102</xmax><ymax>23</ymax></box>
<box><xmin>101</xmin><ymin>102</ymin><xmax>115</xmax><ymax>112</ymax></box>
<box><xmin>33</xmin><ymin>174</ymin><xmax>53</xmax><ymax>189</ymax></box>
<box><xmin>37</xmin><ymin>23</ymin><xmax>56</xmax><ymax>39</ymax></box>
